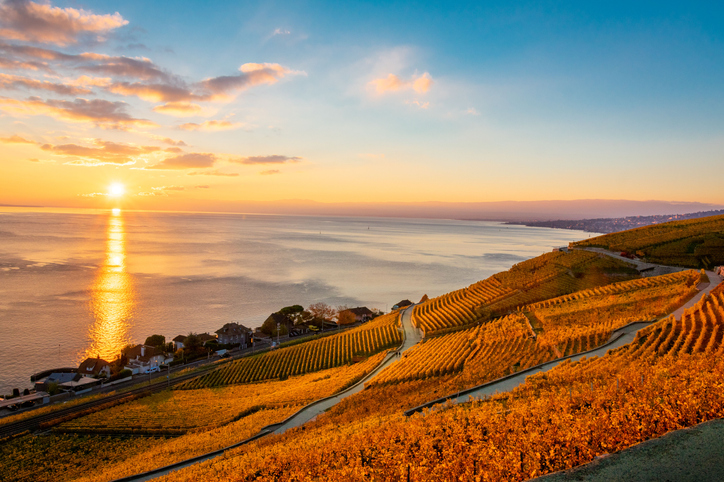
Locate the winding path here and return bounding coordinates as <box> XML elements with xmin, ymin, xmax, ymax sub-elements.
<box><xmin>406</xmin><ymin>265</ymin><xmax>721</xmax><ymax>415</ymax></box>
<box><xmin>117</xmin><ymin>307</ymin><xmax>423</xmax><ymax>482</ymax></box>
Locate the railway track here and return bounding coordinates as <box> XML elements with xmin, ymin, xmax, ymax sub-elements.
<box><xmin>0</xmin><ymin>370</ymin><xmax>203</xmax><ymax>440</ymax></box>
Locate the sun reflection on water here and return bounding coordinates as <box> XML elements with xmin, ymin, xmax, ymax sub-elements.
<box><xmin>82</xmin><ymin>209</ymin><xmax>135</xmax><ymax>362</ymax></box>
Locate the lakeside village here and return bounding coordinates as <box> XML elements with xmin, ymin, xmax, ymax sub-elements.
<box><xmin>0</xmin><ymin>300</ymin><xmax>415</xmax><ymax>413</ymax></box>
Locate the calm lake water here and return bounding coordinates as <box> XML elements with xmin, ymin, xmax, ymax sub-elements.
<box><xmin>0</xmin><ymin>208</ymin><xmax>593</xmax><ymax>394</ymax></box>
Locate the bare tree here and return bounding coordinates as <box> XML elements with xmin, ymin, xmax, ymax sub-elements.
<box><xmin>308</xmin><ymin>302</ymin><xmax>337</xmax><ymax>325</ymax></box>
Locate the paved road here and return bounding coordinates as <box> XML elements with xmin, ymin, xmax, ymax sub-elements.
<box><xmin>270</xmin><ymin>308</ymin><xmax>422</xmax><ymax>434</ymax></box>
<box><xmin>268</xmin><ymin>307</ymin><xmax>421</xmax><ymax>433</ymax></box>
<box><xmin>119</xmin><ymin>308</ymin><xmax>425</xmax><ymax>482</ymax></box>
<box><xmin>574</xmin><ymin>247</ymin><xmax>685</xmax><ymax>276</ymax></box>
<box><xmin>407</xmin><ymin>268</ymin><xmax>721</xmax><ymax>414</ymax></box>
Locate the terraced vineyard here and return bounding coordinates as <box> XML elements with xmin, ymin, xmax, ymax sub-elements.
<box><xmin>155</xmin><ymin>283</ymin><xmax>724</xmax><ymax>482</ymax></box>
<box><xmin>375</xmin><ymin>270</ymin><xmax>704</xmax><ymax>388</ymax></box>
<box><xmin>412</xmin><ymin>250</ymin><xmax>638</xmax><ymax>335</ymax></box>
<box><xmin>56</xmin><ymin>354</ymin><xmax>385</xmax><ymax>436</ymax></box>
<box><xmin>178</xmin><ymin>313</ymin><xmax>401</xmax><ymax>390</ymax></box>
<box><xmin>573</xmin><ymin>213</ymin><xmax>724</xmax><ymax>268</ymax></box>
<box><xmin>370</xmin><ymin>313</ymin><xmax>552</xmax><ymax>386</ymax></box>
<box><xmin>530</xmin><ymin>269</ymin><xmax>703</xmax><ymax>351</ymax></box>
<box><xmin>0</xmin><ymin>353</ymin><xmax>387</xmax><ymax>482</ymax></box>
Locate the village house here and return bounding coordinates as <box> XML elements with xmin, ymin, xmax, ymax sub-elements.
<box><xmin>173</xmin><ymin>333</ymin><xmax>217</xmax><ymax>351</ymax></box>
<box><xmin>339</xmin><ymin>307</ymin><xmax>374</xmax><ymax>323</ymax></box>
<box><xmin>77</xmin><ymin>357</ymin><xmax>111</xmax><ymax>378</ymax></box>
<box><xmin>392</xmin><ymin>299</ymin><xmax>413</xmax><ymax>310</ymax></box>
<box><xmin>34</xmin><ymin>372</ymin><xmax>80</xmax><ymax>392</ymax></box>
<box><xmin>60</xmin><ymin>376</ymin><xmax>100</xmax><ymax>392</ymax></box>
<box><xmin>124</xmin><ymin>344</ymin><xmax>170</xmax><ymax>374</ymax></box>
<box><xmin>198</xmin><ymin>333</ymin><xmax>217</xmax><ymax>345</ymax></box>
<box><xmin>172</xmin><ymin>335</ymin><xmax>186</xmax><ymax>351</ymax></box>
<box><xmin>216</xmin><ymin>323</ymin><xmax>252</xmax><ymax>348</ymax></box>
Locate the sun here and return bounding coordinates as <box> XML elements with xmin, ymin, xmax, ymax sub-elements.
<box><xmin>108</xmin><ymin>182</ymin><xmax>125</xmax><ymax>198</ymax></box>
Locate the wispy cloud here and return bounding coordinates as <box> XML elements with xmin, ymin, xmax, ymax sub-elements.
<box><xmin>78</xmin><ymin>192</ymin><xmax>107</xmax><ymax>197</ymax></box>
<box><xmin>406</xmin><ymin>99</ymin><xmax>429</xmax><ymax>109</ymax></box>
<box><xmin>272</xmin><ymin>28</ymin><xmax>291</xmax><ymax>36</ymax></box>
<box><xmin>0</xmin><ymin>72</ymin><xmax>92</xmax><ymax>96</ymax></box>
<box><xmin>466</xmin><ymin>107</ymin><xmax>480</xmax><ymax>116</ymax></box>
<box><xmin>199</xmin><ymin>63</ymin><xmax>304</xmax><ymax>100</ymax></box>
<box><xmin>0</xmin><ymin>134</ymin><xmax>35</xmax><ymax>143</ymax></box>
<box><xmin>152</xmin><ymin>102</ymin><xmax>203</xmax><ymax>116</ymax></box>
<box><xmin>0</xmin><ymin>0</ymin><xmax>128</xmax><ymax>46</ymax></box>
<box><xmin>150</xmin><ymin>152</ymin><xmax>217</xmax><ymax>169</ymax></box>
<box><xmin>260</xmin><ymin>169</ymin><xmax>280</xmax><ymax>175</ymax></box>
<box><xmin>0</xmin><ymin>96</ymin><xmax>156</xmax><ymax>129</ymax></box>
<box><xmin>178</xmin><ymin>120</ymin><xmax>242</xmax><ymax>131</ymax></box>
<box><xmin>187</xmin><ymin>169</ymin><xmax>239</xmax><ymax>177</ymax></box>
<box><xmin>231</xmin><ymin>154</ymin><xmax>301</xmax><ymax>165</ymax></box>
<box><xmin>369</xmin><ymin>72</ymin><xmax>433</xmax><ymax>94</ymax></box>
<box><xmin>41</xmin><ymin>139</ymin><xmax>160</xmax><ymax>166</ymax></box>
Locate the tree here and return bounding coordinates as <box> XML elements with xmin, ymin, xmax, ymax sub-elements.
<box><xmin>279</xmin><ymin>305</ymin><xmax>304</xmax><ymax>316</ymax></box>
<box><xmin>308</xmin><ymin>302</ymin><xmax>336</xmax><ymax>326</ymax></box>
<box><xmin>289</xmin><ymin>310</ymin><xmax>313</xmax><ymax>326</ymax></box>
<box><xmin>261</xmin><ymin>313</ymin><xmax>290</xmax><ymax>336</ymax></box>
<box><xmin>337</xmin><ymin>310</ymin><xmax>356</xmax><ymax>325</ymax></box>
<box><xmin>144</xmin><ymin>334</ymin><xmax>166</xmax><ymax>349</ymax></box>
<box><xmin>184</xmin><ymin>333</ymin><xmax>202</xmax><ymax>354</ymax></box>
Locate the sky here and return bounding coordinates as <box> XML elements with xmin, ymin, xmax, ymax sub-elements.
<box><xmin>0</xmin><ymin>0</ymin><xmax>723</xmax><ymax>213</ymax></box>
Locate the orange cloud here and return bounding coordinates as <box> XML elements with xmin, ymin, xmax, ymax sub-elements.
<box><xmin>0</xmin><ymin>96</ymin><xmax>156</xmax><ymax>129</ymax></box>
<box><xmin>0</xmin><ymin>134</ymin><xmax>35</xmax><ymax>143</ymax></box>
<box><xmin>0</xmin><ymin>57</ymin><xmax>49</xmax><ymax>71</ymax></box>
<box><xmin>0</xmin><ymin>72</ymin><xmax>92</xmax><ymax>95</ymax></box>
<box><xmin>406</xmin><ymin>99</ymin><xmax>429</xmax><ymax>109</ymax></box>
<box><xmin>369</xmin><ymin>72</ymin><xmax>434</xmax><ymax>94</ymax></box>
<box><xmin>109</xmin><ymin>82</ymin><xmax>196</xmax><ymax>102</ymax></box>
<box><xmin>231</xmin><ymin>154</ymin><xmax>301</xmax><ymax>165</ymax></box>
<box><xmin>153</xmin><ymin>102</ymin><xmax>203</xmax><ymax>116</ymax></box>
<box><xmin>70</xmin><ymin>75</ymin><xmax>112</xmax><ymax>87</ymax></box>
<box><xmin>41</xmin><ymin>139</ymin><xmax>160</xmax><ymax>166</ymax></box>
<box><xmin>260</xmin><ymin>169</ymin><xmax>280</xmax><ymax>175</ymax></box>
<box><xmin>0</xmin><ymin>0</ymin><xmax>128</xmax><ymax>46</ymax></box>
<box><xmin>199</xmin><ymin>62</ymin><xmax>302</xmax><ymax>99</ymax></box>
<box><xmin>150</xmin><ymin>152</ymin><xmax>217</xmax><ymax>169</ymax></box>
<box><xmin>187</xmin><ymin>169</ymin><xmax>239</xmax><ymax>177</ymax></box>
<box><xmin>178</xmin><ymin>120</ymin><xmax>242</xmax><ymax>131</ymax></box>
<box><xmin>148</xmin><ymin>135</ymin><xmax>187</xmax><ymax>147</ymax></box>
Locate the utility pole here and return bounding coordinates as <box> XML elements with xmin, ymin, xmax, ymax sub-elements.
<box><xmin>277</xmin><ymin>322</ymin><xmax>280</xmax><ymax>346</ymax></box>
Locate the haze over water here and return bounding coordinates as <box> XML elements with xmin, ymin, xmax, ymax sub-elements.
<box><xmin>0</xmin><ymin>208</ymin><xmax>593</xmax><ymax>393</ymax></box>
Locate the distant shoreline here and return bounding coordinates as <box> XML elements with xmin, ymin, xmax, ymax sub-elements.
<box><xmin>503</xmin><ymin>209</ymin><xmax>724</xmax><ymax>234</ymax></box>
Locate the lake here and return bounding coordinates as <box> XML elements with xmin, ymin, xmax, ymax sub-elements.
<box><xmin>0</xmin><ymin>208</ymin><xmax>593</xmax><ymax>394</ymax></box>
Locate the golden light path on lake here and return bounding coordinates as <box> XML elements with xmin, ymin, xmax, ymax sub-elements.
<box><xmin>82</xmin><ymin>209</ymin><xmax>135</xmax><ymax>362</ymax></box>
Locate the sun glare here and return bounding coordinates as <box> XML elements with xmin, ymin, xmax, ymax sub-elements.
<box><xmin>109</xmin><ymin>183</ymin><xmax>125</xmax><ymax>198</ymax></box>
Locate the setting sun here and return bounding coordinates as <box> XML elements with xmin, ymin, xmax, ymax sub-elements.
<box><xmin>108</xmin><ymin>183</ymin><xmax>125</xmax><ymax>198</ymax></box>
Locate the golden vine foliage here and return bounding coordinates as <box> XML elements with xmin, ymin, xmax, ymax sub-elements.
<box><xmin>573</xmin><ymin>213</ymin><xmax>724</xmax><ymax>268</ymax></box>
<box><xmin>532</xmin><ymin>269</ymin><xmax>702</xmax><ymax>352</ymax></box>
<box><xmin>56</xmin><ymin>353</ymin><xmax>385</xmax><ymax>436</ymax></box>
<box><xmin>412</xmin><ymin>250</ymin><xmax>638</xmax><ymax>335</ymax></box>
<box><xmin>154</xmin><ymin>283</ymin><xmax>724</xmax><ymax>482</ymax></box>
<box><xmin>178</xmin><ymin>313</ymin><xmax>401</xmax><ymax>389</ymax></box>
<box><xmin>0</xmin><ymin>353</ymin><xmax>386</xmax><ymax>482</ymax></box>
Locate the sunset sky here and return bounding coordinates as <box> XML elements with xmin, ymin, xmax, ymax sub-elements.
<box><xmin>1</xmin><ymin>0</ymin><xmax>723</xmax><ymax>212</ymax></box>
